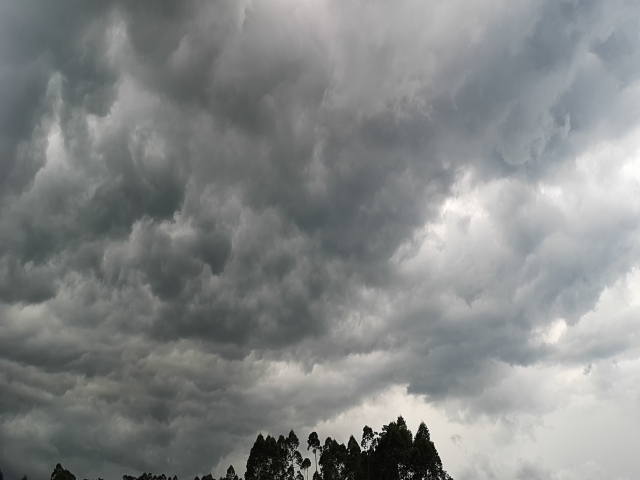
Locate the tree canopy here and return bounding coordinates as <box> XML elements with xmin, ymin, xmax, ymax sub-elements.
<box><xmin>40</xmin><ymin>416</ymin><xmax>452</xmax><ymax>480</ymax></box>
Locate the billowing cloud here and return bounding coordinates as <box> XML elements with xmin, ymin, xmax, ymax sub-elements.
<box><xmin>1</xmin><ymin>0</ymin><xmax>640</xmax><ymax>479</ymax></box>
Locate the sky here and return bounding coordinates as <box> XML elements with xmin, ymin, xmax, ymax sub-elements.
<box><xmin>1</xmin><ymin>1</ymin><xmax>640</xmax><ymax>479</ymax></box>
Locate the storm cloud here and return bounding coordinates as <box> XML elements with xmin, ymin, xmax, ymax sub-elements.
<box><xmin>1</xmin><ymin>1</ymin><xmax>640</xmax><ymax>479</ymax></box>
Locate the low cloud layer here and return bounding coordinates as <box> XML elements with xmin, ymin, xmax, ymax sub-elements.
<box><xmin>1</xmin><ymin>1</ymin><xmax>640</xmax><ymax>479</ymax></box>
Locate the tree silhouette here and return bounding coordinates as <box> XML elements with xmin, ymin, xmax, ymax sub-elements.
<box><xmin>51</xmin><ymin>464</ymin><xmax>76</xmax><ymax>480</ymax></box>
<box><xmin>412</xmin><ymin>422</ymin><xmax>447</xmax><ymax>480</ymax></box>
<box><xmin>246</xmin><ymin>433</ymin><xmax>269</xmax><ymax>480</ymax></box>
<box><xmin>224</xmin><ymin>466</ymin><xmax>239</xmax><ymax>480</ymax></box>
<box><xmin>361</xmin><ymin>426</ymin><xmax>375</xmax><ymax>453</ymax></box>
<box><xmin>300</xmin><ymin>458</ymin><xmax>312</xmax><ymax>480</ymax></box>
<box><xmin>285</xmin><ymin>430</ymin><xmax>301</xmax><ymax>480</ymax></box>
<box><xmin>368</xmin><ymin>417</ymin><xmax>413</xmax><ymax>480</ymax></box>
<box><xmin>122</xmin><ymin>474</ymin><xmax>177</xmax><ymax>480</ymax></box>
<box><xmin>346</xmin><ymin>436</ymin><xmax>363</xmax><ymax>480</ymax></box>
<box><xmin>361</xmin><ymin>426</ymin><xmax>377</xmax><ymax>480</ymax></box>
<box><xmin>318</xmin><ymin>437</ymin><xmax>347</xmax><ymax>480</ymax></box>
<box><xmin>46</xmin><ymin>415</ymin><xmax>453</xmax><ymax>480</ymax></box>
<box><xmin>307</xmin><ymin>432</ymin><xmax>321</xmax><ymax>475</ymax></box>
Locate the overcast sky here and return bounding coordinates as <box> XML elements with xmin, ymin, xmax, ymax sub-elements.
<box><xmin>1</xmin><ymin>1</ymin><xmax>640</xmax><ymax>479</ymax></box>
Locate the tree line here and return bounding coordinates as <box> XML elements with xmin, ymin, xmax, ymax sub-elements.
<box><xmin>243</xmin><ymin>416</ymin><xmax>452</xmax><ymax>480</ymax></box>
<box><xmin>9</xmin><ymin>415</ymin><xmax>453</xmax><ymax>480</ymax></box>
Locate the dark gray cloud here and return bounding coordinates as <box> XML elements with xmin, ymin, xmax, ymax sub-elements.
<box><xmin>1</xmin><ymin>0</ymin><xmax>640</xmax><ymax>478</ymax></box>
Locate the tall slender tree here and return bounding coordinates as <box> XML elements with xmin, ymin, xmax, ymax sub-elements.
<box><xmin>246</xmin><ymin>433</ymin><xmax>269</xmax><ymax>480</ymax></box>
<box><xmin>307</xmin><ymin>432</ymin><xmax>321</xmax><ymax>475</ymax></box>
<box><xmin>285</xmin><ymin>430</ymin><xmax>301</xmax><ymax>480</ymax></box>
<box><xmin>346</xmin><ymin>435</ymin><xmax>363</xmax><ymax>480</ymax></box>
<box><xmin>318</xmin><ymin>437</ymin><xmax>347</xmax><ymax>480</ymax></box>
<box><xmin>412</xmin><ymin>422</ymin><xmax>447</xmax><ymax>480</ymax></box>
<box><xmin>301</xmin><ymin>458</ymin><xmax>312</xmax><ymax>480</ymax></box>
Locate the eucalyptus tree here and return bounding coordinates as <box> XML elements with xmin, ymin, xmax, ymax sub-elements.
<box><xmin>307</xmin><ymin>432</ymin><xmax>321</xmax><ymax>475</ymax></box>
<box><xmin>318</xmin><ymin>437</ymin><xmax>347</xmax><ymax>480</ymax></box>
<box><xmin>346</xmin><ymin>435</ymin><xmax>363</xmax><ymax>480</ymax></box>
<box><xmin>300</xmin><ymin>458</ymin><xmax>312</xmax><ymax>480</ymax></box>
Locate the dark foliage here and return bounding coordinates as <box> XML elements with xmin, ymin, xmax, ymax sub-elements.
<box><xmin>123</xmin><ymin>474</ymin><xmax>177</xmax><ymax>480</ymax></box>
<box><xmin>51</xmin><ymin>464</ymin><xmax>76</xmax><ymax>480</ymax></box>
<box><xmin>47</xmin><ymin>417</ymin><xmax>452</xmax><ymax>480</ymax></box>
<box><xmin>243</xmin><ymin>416</ymin><xmax>452</xmax><ymax>480</ymax></box>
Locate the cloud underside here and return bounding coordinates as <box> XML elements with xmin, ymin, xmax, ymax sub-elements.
<box><xmin>1</xmin><ymin>0</ymin><xmax>640</xmax><ymax>478</ymax></box>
